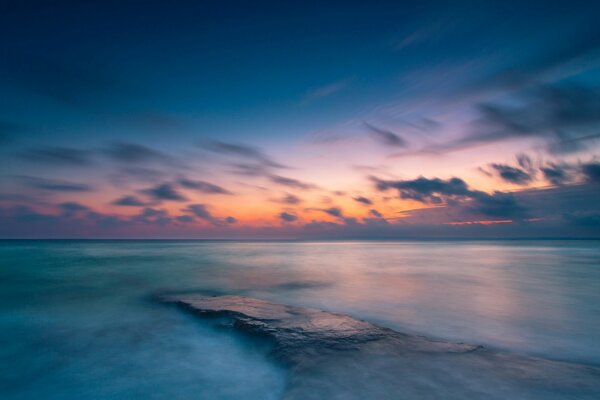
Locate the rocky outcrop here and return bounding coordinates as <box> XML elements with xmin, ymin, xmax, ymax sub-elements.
<box><xmin>162</xmin><ymin>294</ymin><xmax>600</xmax><ymax>400</ymax></box>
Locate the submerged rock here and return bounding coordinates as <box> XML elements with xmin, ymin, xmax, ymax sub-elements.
<box><xmin>162</xmin><ymin>294</ymin><xmax>600</xmax><ymax>400</ymax></box>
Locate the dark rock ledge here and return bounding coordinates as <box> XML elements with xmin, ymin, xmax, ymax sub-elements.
<box><xmin>162</xmin><ymin>294</ymin><xmax>600</xmax><ymax>400</ymax></box>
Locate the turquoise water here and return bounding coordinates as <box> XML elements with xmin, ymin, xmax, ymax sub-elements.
<box><xmin>1</xmin><ymin>240</ymin><xmax>599</xmax><ymax>399</ymax></box>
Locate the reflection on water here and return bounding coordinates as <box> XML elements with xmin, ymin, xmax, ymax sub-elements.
<box><xmin>1</xmin><ymin>240</ymin><xmax>599</xmax><ymax>398</ymax></box>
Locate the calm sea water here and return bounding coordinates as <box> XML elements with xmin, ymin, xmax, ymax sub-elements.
<box><xmin>1</xmin><ymin>240</ymin><xmax>599</xmax><ymax>399</ymax></box>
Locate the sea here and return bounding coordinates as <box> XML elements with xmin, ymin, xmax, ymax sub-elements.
<box><xmin>1</xmin><ymin>240</ymin><xmax>599</xmax><ymax>399</ymax></box>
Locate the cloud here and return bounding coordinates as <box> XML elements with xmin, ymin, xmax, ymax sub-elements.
<box><xmin>372</xmin><ymin>176</ymin><xmax>472</xmax><ymax>204</ymax></box>
<box><xmin>364</xmin><ymin>122</ymin><xmax>407</xmax><ymax>147</ymax></box>
<box><xmin>353</xmin><ymin>196</ymin><xmax>373</xmax><ymax>205</ymax></box>
<box><xmin>300</xmin><ymin>80</ymin><xmax>348</xmax><ymax>104</ymax></box>
<box><xmin>228</xmin><ymin>163</ymin><xmax>270</xmax><ymax>177</ymax></box>
<box><xmin>203</xmin><ymin>140</ymin><xmax>287</xmax><ymax>169</ymax></box>
<box><xmin>516</xmin><ymin>153</ymin><xmax>534</xmax><ymax>171</ymax></box>
<box><xmin>472</xmin><ymin>191</ymin><xmax>525</xmax><ymax>219</ymax></box>
<box><xmin>273</xmin><ymin>193</ymin><xmax>302</xmax><ymax>205</ymax></box>
<box><xmin>103</xmin><ymin>142</ymin><xmax>180</xmax><ymax>166</ymax></box>
<box><xmin>372</xmin><ymin>175</ymin><xmax>526</xmax><ymax>219</ymax></box>
<box><xmin>540</xmin><ymin>163</ymin><xmax>574</xmax><ymax>185</ymax></box>
<box><xmin>178</xmin><ymin>178</ymin><xmax>233</xmax><ymax>195</ymax></box>
<box><xmin>20</xmin><ymin>146</ymin><xmax>93</xmax><ymax>166</ymax></box>
<box><xmin>176</xmin><ymin>215</ymin><xmax>194</xmax><ymax>223</ymax></box>
<box><xmin>268</xmin><ymin>174</ymin><xmax>317</xmax><ymax>190</ymax></box>
<box><xmin>131</xmin><ymin>208</ymin><xmax>171</xmax><ymax>225</ymax></box>
<box><xmin>363</xmin><ymin>209</ymin><xmax>388</xmax><ymax>225</ymax></box>
<box><xmin>402</xmin><ymin>83</ymin><xmax>600</xmax><ymax>156</ymax></box>
<box><xmin>183</xmin><ymin>203</ymin><xmax>229</xmax><ymax>226</ymax></box>
<box><xmin>112</xmin><ymin>195</ymin><xmax>148</xmax><ymax>207</ymax></box>
<box><xmin>582</xmin><ymin>162</ymin><xmax>600</xmax><ymax>183</ymax></box>
<box><xmin>369</xmin><ymin>209</ymin><xmax>383</xmax><ymax>218</ymax></box>
<box><xmin>279</xmin><ymin>212</ymin><xmax>298</xmax><ymax>222</ymax></box>
<box><xmin>59</xmin><ymin>202</ymin><xmax>89</xmax><ymax>217</ymax></box>
<box><xmin>323</xmin><ymin>207</ymin><xmax>343</xmax><ymax>218</ymax></box>
<box><xmin>563</xmin><ymin>211</ymin><xmax>600</xmax><ymax>227</ymax></box>
<box><xmin>319</xmin><ymin>206</ymin><xmax>359</xmax><ymax>225</ymax></box>
<box><xmin>16</xmin><ymin>175</ymin><xmax>93</xmax><ymax>192</ymax></box>
<box><xmin>109</xmin><ymin>167</ymin><xmax>166</xmax><ymax>186</ymax></box>
<box><xmin>489</xmin><ymin>164</ymin><xmax>533</xmax><ymax>185</ymax></box>
<box><xmin>141</xmin><ymin>183</ymin><xmax>187</xmax><ymax>202</ymax></box>
<box><xmin>468</xmin><ymin>84</ymin><xmax>600</xmax><ymax>153</ymax></box>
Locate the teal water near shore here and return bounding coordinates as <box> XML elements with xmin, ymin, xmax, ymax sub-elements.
<box><xmin>1</xmin><ymin>240</ymin><xmax>599</xmax><ymax>399</ymax></box>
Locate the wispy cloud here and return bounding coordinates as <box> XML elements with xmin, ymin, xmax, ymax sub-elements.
<box><xmin>202</xmin><ymin>140</ymin><xmax>287</xmax><ymax>169</ymax></box>
<box><xmin>178</xmin><ymin>178</ymin><xmax>233</xmax><ymax>195</ymax></box>
<box><xmin>141</xmin><ymin>183</ymin><xmax>187</xmax><ymax>202</ymax></box>
<box><xmin>300</xmin><ymin>80</ymin><xmax>348</xmax><ymax>105</ymax></box>
<box><xmin>364</xmin><ymin>123</ymin><xmax>408</xmax><ymax>148</ymax></box>
<box><xmin>16</xmin><ymin>175</ymin><xmax>93</xmax><ymax>192</ymax></box>
<box><xmin>20</xmin><ymin>146</ymin><xmax>94</xmax><ymax>166</ymax></box>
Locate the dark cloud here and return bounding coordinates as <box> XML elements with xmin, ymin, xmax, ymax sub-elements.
<box><xmin>320</xmin><ymin>206</ymin><xmax>358</xmax><ymax>225</ymax></box>
<box><xmin>353</xmin><ymin>196</ymin><xmax>373</xmax><ymax>205</ymax></box>
<box><xmin>540</xmin><ymin>163</ymin><xmax>573</xmax><ymax>186</ymax></box>
<box><xmin>473</xmin><ymin>84</ymin><xmax>600</xmax><ymax>153</ymax></box>
<box><xmin>203</xmin><ymin>140</ymin><xmax>287</xmax><ymax>169</ymax></box>
<box><xmin>229</xmin><ymin>163</ymin><xmax>270</xmax><ymax>177</ymax></box>
<box><xmin>176</xmin><ymin>215</ymin><xmax>194</xmax><ymax>223</ymax></box>
<box><xmin>489</xmin><ymin>164</ymin><xmax>533</xmax><ymax>185</ymax></box>
<box><xmin>59</xmin><ymin>202</ymin><xmax>89</xmax><ymax>217</ymax></box>
<box><xmin>269</xmin><ymin>175</ymin><xmax>317</xmax><ymax>190</ymax></box>
<box><xmin>178</xmin><ymin>178</ymin><xmax>233</xmax><ymax>195</ymax></box>
<box><xmin>516</xmin><ymin>153</ymin><xmax>534</xmax><ymax>171</ymax></box>
<box><xmin>103</xmin><ymin>142</ymin><xmax>179</xmax><ymax>166</ymax></box>
<box><xmin>369</xmin><ymin>209</ymin><xmax>383</xmax><ymax>218</ymax></box>
<box><xmin>372</xmin><ymin>175</ymin><xmax>526</xmax><ymax>219</ymax></box>
<box><xmin>0</xmin><ymin>193</ymin><xmax>36</xmax><ymax>202</ymax></box>
<box><xmin>412</xmin><ymin>83</ymin><xmax>600</xmax><ymax>155</ymax></box>
<box><xmin>273</xmin><ymin>193</ymin><xmax>302</xmax><ymax>205</ymax></box>
<box><xmin>17</xmin><ymin>175</ymin><xmax>93</xmax><ymax>192</ymax></box>
<box><xmin>564</xmin><ymin>211</ymin><xmax>600</xmax><ymax>228</ymax></box>
<box><xmin>20</xmin><ymin>146</ymin><xmax>93</xmax><ymax>166</ymax></box>
<box><xmin>131</xmin><ymin>208</ymin><xmax>171</xmax><ymax>225</ymax></box>
<box><xmin>323</xmin><ymin>207</ymin><xmax>343</xmax><ymax>218</ymax></box>
<box><xmin>184</xmin><ymin>203</ymin><xmax>227</xmax><ymax>226</ymax></box>
<box><xmin>279</xmin><ymin>212</ymin><xmax>298</xmax><ymax>222</ymax></box>
<box><xmin>465</xmin><ymin>25</ymin><xmax>600</xmax><ymax>97</ymax></box>
<box><xmin>224</xmin><ymin>216</ymin><xmax>237</xmax><ymax>224</ymax></box>
<box><xmin>365</xmin><ymin>122</ymin><xmax>407</xmax><ymax>147</ymax></box>
<box><xmin>372</xmin><ymin>176</ymin><xmax>472</xmax><ymax>204</ymax></box>
<box><xmin>112</xmin><ymin>195</ymin><xmax>147</xmax><ymax>207</ymax></box>
<box><xmin>363</xmin><ymin>208</ymin><xmax>388</xmax><ymax>225</ymax></box>
<box><xmin>581</xmin><ymin>162</ymin><xmax>600</xmax><ymax>183</ymax></box>
<box><xmin>471</xmin><ymin>191</ymin><xmax>524</xmax><ymax>219</ymax></box>
<box><xmin>109</xmin><ymin>167</ymin><xmax>166</xmax><ymax>186</ymax></box>
<box><xmin>141</xmin><ymin>183</ymin><xmax>187</xmax><ymax>202</ymax></box>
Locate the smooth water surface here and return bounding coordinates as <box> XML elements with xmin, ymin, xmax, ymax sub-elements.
<box><xmin>1</xmin><ymin>240</ymin><xmax>599</xmax><ymax>399</ymax></box>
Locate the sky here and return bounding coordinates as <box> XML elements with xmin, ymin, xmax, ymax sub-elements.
<box><xmin>1</xmin><ymin>0</ymin><xmax>599</xmax><ymax>238</ymax></box>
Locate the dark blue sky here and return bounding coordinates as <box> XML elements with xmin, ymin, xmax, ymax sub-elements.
<box><xmin>1</xmin><ymin>0</ymin><xmax>599</xmax><ymax>238</ymax></box>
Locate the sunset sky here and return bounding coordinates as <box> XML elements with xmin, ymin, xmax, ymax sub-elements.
<box><xmin>1</xmin><ymin>0</ymin><xmax>599</xmax><ymax>238</ymax></box>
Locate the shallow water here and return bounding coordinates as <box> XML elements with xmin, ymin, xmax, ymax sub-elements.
<box><xmin>1</xmin><ymin>240</ymin><xmax>599</xmax><ymax>399</ymax></box>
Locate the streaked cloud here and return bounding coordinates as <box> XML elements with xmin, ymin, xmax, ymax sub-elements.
<box><xmin>300</xmin><ymin>80</ymin><xmax>348</xmax><ymax>105</ymax></box>
<box><xmin>20</xmin><ymin>146</ymin><xmax>93</xmax><ymax>166</ymax></box>
<box><xmin>141</xmin><ymin>183</ymin><xmax>187</xmax><ymax>202</ymax></box>
<box><xmin>178</xmin><ymin>178</ymin><xmax>233</xmax><ymax>195</ymax></box>
<box><xmin>16</xmin><ymin>175</ymin><xmax>93</xmax><ymax>192</ymax></box>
